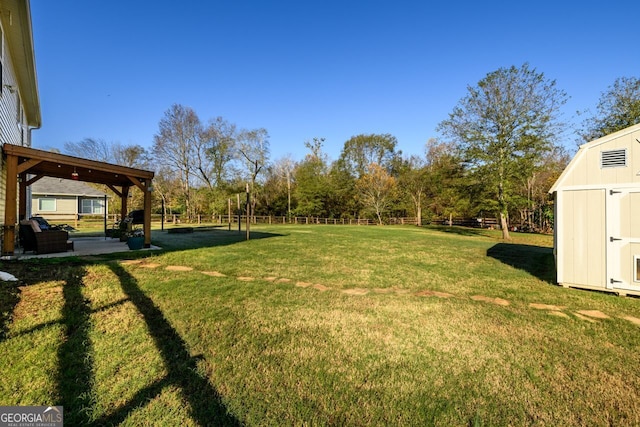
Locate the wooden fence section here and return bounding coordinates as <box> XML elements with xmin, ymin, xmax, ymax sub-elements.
<box><xmin>55</xmin><ymin>214</ymin><xmax>499</xmax><ymax>229</ymax></box>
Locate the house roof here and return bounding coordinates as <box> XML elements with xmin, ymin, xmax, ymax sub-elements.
<box><xmin>31</xmin><ymin>176</ymin><xmax>107</xmax><ymax>197</ymax></box>
<box><xmin>549</xmin><ymin>122</ymin><xmax>640</xmax><ymax>193</ymax></box>
<box><xmin>0</xmin><ymin>0</ymin><xmax>41</xmax><ymax>128</ymax></box>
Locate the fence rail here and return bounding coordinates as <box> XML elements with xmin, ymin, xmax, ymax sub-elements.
<box><xmin>47</xmin><ymin>213</ymin><xmax>499</xmax><ymax>229</ymax></box>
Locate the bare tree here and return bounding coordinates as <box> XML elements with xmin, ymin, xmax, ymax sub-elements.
<box><xmin>153</xmin><ymin>104</ymin><xmax>200</xmax><ymax>220</ymax></box>
<box><xmin>236</xmin><ymin>128</ymin><xmax>270</xmax><ymax>218</ymax></box>
<box><xmin>273</xmin><ymin>155</ymin><xmax>296</xmax><ymax>218</ymax></box>
<box><xmin>64</xmin><ymin>138</ymin><xmax>112</xmax><ymax>162</ymax></box>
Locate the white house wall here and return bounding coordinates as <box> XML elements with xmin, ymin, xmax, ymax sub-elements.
<box><xmin>0</xmin><ymin>18</ymin><xmax>30</xmax><ymax>228</ymax></box>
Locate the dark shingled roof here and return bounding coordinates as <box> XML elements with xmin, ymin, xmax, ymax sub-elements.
<box><xmin>31</xmin><ymin>176</ymin><xmax>107</xmax><ymax>197</ymax></box>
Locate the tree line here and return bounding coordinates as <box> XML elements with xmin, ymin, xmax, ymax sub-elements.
<box><xmin>63</xmin><ymin>65</ymin><xmax>640</xmax><ymax>239</ymax></box>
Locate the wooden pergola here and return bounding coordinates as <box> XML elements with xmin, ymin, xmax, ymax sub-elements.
<box><xmin>2</xmin><ymin>144</ymin><xmax>155</xmax><ymax>256</ymax></box>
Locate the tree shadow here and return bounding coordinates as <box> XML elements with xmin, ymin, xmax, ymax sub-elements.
<box><xmin>486</xmin><ymin>243</ymin><xmax>556</xmax><ymax>283</ymax></box>
<box><xmin>151</xmin><ymin>228</ymin><xmax>283</xmax><ymax>253</ymax></box>
<box><xmin>424</xmin><ymin>225</ymin><xmax>494</xmax><ymax>238</ymax></box>
<box><xmin>0</xmin><ymin>278</ymin><xmax>20</xmax><ymax>342</ymax></box>
<box><xmin>98</xmin><ymin>262</ymin><xmax>241</xmax><ymax>426</ymax></box>
<box><xmin>56</xmin><ymin>265</ymin><xmax>95</xmax><ymax>425</ymax></box>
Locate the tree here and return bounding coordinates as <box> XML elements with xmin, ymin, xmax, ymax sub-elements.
<box><xmin>153</xmin><ymin>104</ymin><xmax>200</xmax><ymax>220</ymax></box>
<box><xmin>236</xmin><ymin>128</ymin><xmax>270</xmax><ymax>218</ymax></box>
<box><xmin>397</xmin><ymin>155</ymin><xmax>428</xmax><ymax>226</ymax></box>
<box><xmin>339</xmin><ymin>133</ymin><xmax>399</xmax><ymax>178</ymax></box>
<box><xmin>112</xmin><ymin>143</ymin><xmax>150</xmax><ymax>169</ymax></box>
<box><xmin>356</xmin><ymin>163</ymin><xmax>397</xmax><ymax>225</ymax></box>
<box><xmin>63</xmin><ymin>138</ymin><xmax>112</xmax><ymax>162</ymax></box>
<box><xmin>580</xmin><ymin>76</ymin><xmax>640</xmax><ymax>142</ymax></box>
<box><xmin>270</xmin><ymin>155</ymin><xmax>297</xmax><ymax>218</ymax></box>
<box><xmin>294</xmin><ymin>139</ymin><xmax>330</xmax><ymax>217</ymax></box>
<box><xmin>201</xmin><ymin>116</ymin><xmax>237</xmax><ymax>188</ymax></box>
<box><xmin>438</xmin><ymin>63</ymin><xmax>568</xmax><ymax>239</ymax></box>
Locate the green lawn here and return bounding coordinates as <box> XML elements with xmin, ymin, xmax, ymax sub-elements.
<box><xmin>1</xmin><ymin>225</ymin><xmax>640</xmax><ymax>425</ymax></box>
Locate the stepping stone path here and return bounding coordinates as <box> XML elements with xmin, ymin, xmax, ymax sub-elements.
<box><xmin>342</xmin><ymin>288</ymin><xmax>369</xmax><ymax>296</ymax></box>
<box><xmin>119</xmin><ymin>260</ymin><xmax>640</xmax><ymax>326</ymax></box>
<box><xmin>165</xmin><ymin>266</ymin><xmax>193</xmax><ymax>272</ymax></box>
<box><xmin>471</xmin><ymin>295</ymin><xmax>510</xmax><ymax>306</ymax></box>
<box><xmin>139</xmin><ymin>263</ymin><xmax>161</xmax><ymax>269</ymax></box>
<box><xmin>415</xmin><ymin>290</ymin><xmax>454</xmax><ymax>298</ymax></box>
<box><xmin>202</xmin><ymin>271</ymin><xmax>226</xmax><ymax>277</ymax></box>
<box><xmin>576</xmin><ymin>310</ymin><xmax>610</xmax><ymax>319</ymax></box>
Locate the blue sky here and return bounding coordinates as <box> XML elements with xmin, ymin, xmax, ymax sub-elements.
<box><xmin>30</xmin><ymin>0</ymin><xmax>640</xmax><ymax>163</ymax></box>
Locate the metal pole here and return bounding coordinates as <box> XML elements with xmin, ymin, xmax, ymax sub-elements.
<box><xmin>161</xmin><ymin>198</ymin><xmax>165</xmax><ymax>231</ymax></box>
<box><xmin>228</xmin><ymin>198</ymin><xmax>231</xmax><ymax>231</ymax></box>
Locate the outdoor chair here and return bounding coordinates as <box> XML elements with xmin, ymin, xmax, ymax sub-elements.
<box><xmin>19</xmin><ymin>219</ymin><xmax>73</xmax><ymax>254</ymax></box>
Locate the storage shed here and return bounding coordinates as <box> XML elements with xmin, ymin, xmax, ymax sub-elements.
<box><xmin>550</xmin><ymin>123</ymin><xmax>640</xmax><ymax>296</ymax></box>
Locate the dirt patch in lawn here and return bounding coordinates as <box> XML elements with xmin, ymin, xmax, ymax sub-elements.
<box><xmin>342</xmin><ymin>288</ymin><xmax>369</xmax><ymax>296</ymax></box>
<box><xmin>471</xmin><ymin>295</ymin><xmax>510</xmax><ymax>306</ymax></box>
<box><xmin>576</xmin><ymin>310</ymin><xmax>610</xmax><ymax>319</ymax></box>
<box><xmin>237</xmin><ymin>277</ymin><xmax>255</xmax><ymax>281</ymax></box>
<box><xmin>165</xmin><ymin>266</ymin><xmax>194</xmax><ymax>272</ymax></box>
<box><xmin>295</xmin><ymin>281</ymin><xmax>313</xmax><ymax>288</ymax></box>
<box><xmin>415</xmin><ymin>290</ymin><xmax>454</xmax><ymax>298</ymax></box>
<box><xmin>529</xmin><ymin>303</ymin><xmax>566</xmax><ymax>311</ymax></box>
<box><xmin>622</xmin><ymin>316</ymin><xmax>640</xmax><ymax>326</ymax></box>
<box><xmin>139</xmin><ymin>263</ymin><xmax>161</xmax><ymax>269</ymax></box>
<box><xmin>313</xmin><ymin>284</ymin><xmax>330</xmax><ymax>292</ymax></box>
<box><xmin>202</xmin><ymin>271</ymin><xmax>226</xmax><ymax>277</ymax></box>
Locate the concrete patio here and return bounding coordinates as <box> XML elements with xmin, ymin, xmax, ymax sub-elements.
<box><xmin>13</xmin><ymin>236</ymin><xmax>162</xmax><ymax>260</ymax></box>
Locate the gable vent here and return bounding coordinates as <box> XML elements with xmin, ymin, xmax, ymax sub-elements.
<box><xmin>601</xmin><ymin>149</ymin><xmax>627</xmax><ymax>168</ymax></box>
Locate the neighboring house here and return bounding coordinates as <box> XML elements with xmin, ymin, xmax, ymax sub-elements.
<box><xmin>0</xmin><ymin>0</ymin><xmax>41</xmax><ymax>232</ymax></box>
<box><xmin>549</xmin><ymin>122</ymin><xmax>640</xmax><ymax>296</ymax></box>
<box><xmin>31</xmin><ymin>176</ymin><xmax>107</xmax><ymax>221</ymax></box>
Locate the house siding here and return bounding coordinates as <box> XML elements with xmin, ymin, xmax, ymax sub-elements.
<box><xmin>0</xmin><ymin>16</ymin><xmax>31</xmax><ymax>243</ymax></box>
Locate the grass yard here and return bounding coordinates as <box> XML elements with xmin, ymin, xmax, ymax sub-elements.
<box><xmin>1</xmin><ymin>225</ymin><xmax>640</xmax><ymax>425</ymax></box>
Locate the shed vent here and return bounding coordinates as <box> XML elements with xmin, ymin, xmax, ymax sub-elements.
<box><xmin>601</xmin><ymin>149</ymin><xmax>627</xmax><ymax>168</ymax></box>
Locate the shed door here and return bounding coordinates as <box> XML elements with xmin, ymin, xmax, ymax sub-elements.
<box><xmin>607</xmin><ymin>188</ymin><xmax>640</xmax><ymax>292</ymax></box>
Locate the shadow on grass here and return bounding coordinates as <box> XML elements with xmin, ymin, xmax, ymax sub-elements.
<box><xmin>56</xmin><ymin>265</ymin><xmax>95</xmax><ymax>425</ymax></box>
<box><xmin>151</xmin><ymin>228</ymin><xmax>283</xmax><ymax>252</ymax></box>
<box><xmin>487</xmin><ymin>243</ymin><xmax>556</xmax><ymax>283</ymax></box>
<box><xmin>424</xmin><ymin>225</ymin><xmax>494</xmax><ymax>238</ymax></box>
<box><xmin>99</xmin><ymin>263</ymin><xmax>241</xmax><ymax>426</ymax></box>
<box><xmin>0</xmin><ymin>279</ymin><xmax>20</xmax><ymax>342</ymax></box>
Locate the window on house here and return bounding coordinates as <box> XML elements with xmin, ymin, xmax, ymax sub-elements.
<box><xmin>81</xmin><ymin>199</ymin><xmax>104</xmax><ymax>214</ymax></box>
<box><xmin>38</xmin><ymin>198</ymin><xmax>56</xmax><ymax>212</ymax></box>
<box><xmin>635</xmin><ymin>256</ymin><xmax>640</xmax><ymax>283</ymax></box>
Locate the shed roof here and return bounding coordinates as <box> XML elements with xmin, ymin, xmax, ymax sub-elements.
<box><xmin>31</xmin><ymin>176</ymin><xmax>107</xmax><ymax>197</ymax></box>
<box><xmin>549</xmin><ymin>122</ymin><xmax>640</xmax><ymax>193</ymax></box>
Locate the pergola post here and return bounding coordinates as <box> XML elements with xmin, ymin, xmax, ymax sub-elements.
<box><xmin>18</xmin><ymin>172</ymin><xmax>27</xmax><ymax>221</ymax></box>
<box><xmin>144</xmin><ymin>179</ymin><xmax>152</xmax><ymax>248</ymax></box>
<box><xmin>121</xmin><ymin>186</ymin><xmax>130</xmax><ymax>220</ymax></box>
<box><xmin>3</xmin><ymin>154</ymin><xmax>18</xmax><ymax>255</ymax></box>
